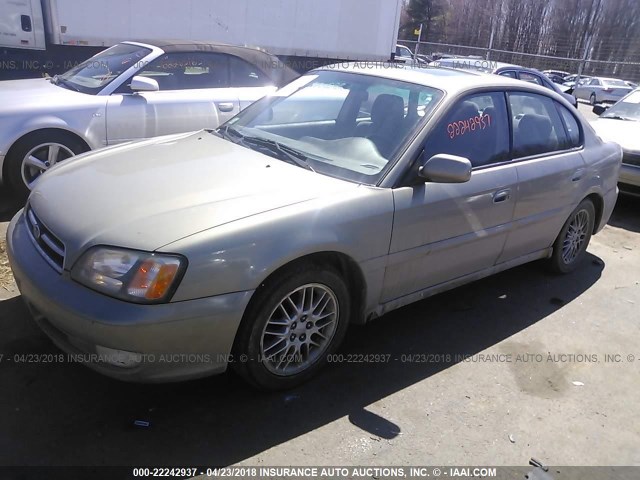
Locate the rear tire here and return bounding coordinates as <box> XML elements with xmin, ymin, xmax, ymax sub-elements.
<box><xmin>232</xmin><ymin>264</ymin><xmax>351</xmax><ymax>390</ymax></box>
<box><xmin>549</xmin><ymin>199</ymin><xmax>595</xmax><ymax>274</ymax></box>
<box><xmin>5</xmin><ymin>130</ymin><xmax>88</xmax><ymax>201</ymax></box>
<box><xmin>589</xmin><ymin>93</ymin><xmax>597</xmax><ymax>105</ymax></box>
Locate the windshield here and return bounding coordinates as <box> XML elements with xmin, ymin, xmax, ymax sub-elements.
<box><xmin>56</xmin><ymin>43</ymin><xmax>152</xmax><ymax>95</ymax></box>
<box><xmin>601</xmin><ymin>90</ymin><xmax>640</xmax><ymax>121</ymax></box>
<box><xmin>222</xmin><ymin>70</ymin><xmax>444</xmax><ymax>184</ymax></box>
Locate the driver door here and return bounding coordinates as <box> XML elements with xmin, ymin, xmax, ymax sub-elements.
<box><xmin>382</xmin><ymin>92</ymin><xmax>518</xmax><ymax>301</ymax></box>
<box><xmin>106</xmin><ymin>52</ymin><xmax>240</xmax><ymax>144</ymax></box>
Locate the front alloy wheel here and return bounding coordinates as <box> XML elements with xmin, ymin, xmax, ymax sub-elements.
<box><xmin>233</xmin><ymin>265</ymin><xmax>350</xmax><ymax>390</ymax></box>
<box><xmin>22</xmin><ymin>142</ymin><xmax>75</xmax><ymax>189</ymax></box>
<box><xmin>260</xmin><ymin>283</ymin><xmax>339</xmax><ymax>376</ymax></box>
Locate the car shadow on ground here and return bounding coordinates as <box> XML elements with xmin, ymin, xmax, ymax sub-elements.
<box><xmin>608</xmin><ymin>194</ymin><xmax>640</xmax><ymax>233</ymax></box>
<box><xmin>0</xmin><ymin>253</ymin><xmax>604</xmax><ymax>467</ymax></box>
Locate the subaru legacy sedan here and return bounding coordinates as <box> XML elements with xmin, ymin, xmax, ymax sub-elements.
<box><xmin>7</xmin><ymin>64</ymin><xmax>621</xmax><ymax>390</ymax></box>
<box><xmin>0</xmin><ymin>39</ymin><xmax>297</xmax><ymax>198</ymax></box>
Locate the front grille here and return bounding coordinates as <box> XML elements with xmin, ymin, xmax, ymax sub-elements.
<box><xmin>25</xmin><ymin>206</ymin><xmax>65</xmax><ymax>273</ymax></box>
<box><xmin>622</xmin><ymin>151</ymin><xmax>640</xmax><ymax>167</ymax></box>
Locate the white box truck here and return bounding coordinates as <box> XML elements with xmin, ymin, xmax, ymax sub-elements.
<box><xmin>1</xmin><ymin>0</ymin><xmax>403</xmax><ymax>77</ymax></box>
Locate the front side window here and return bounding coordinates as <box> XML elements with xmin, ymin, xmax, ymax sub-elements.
<box><xmin>133</xmin><ymin>52</ymin><xmax>229</xmax><ymax>90</ymax></box>
<box><xmin>57</xmin><ymin>43</ymin><xmax>152</xmax><ymax>94</ymax></box>
<box><xmin>499</xmin><ymin>70</ymin><xmax>517</xmax><ymax>79</ymax></box>
<box><xmin>509</xmin><ymin>92</ymin><xmax>568</xmax><ymax>157</ymax></box>
<box><xmin>422</xmin><ymin>92</ymin><xmax>510</xmax><ymax>168</ymax></box>
<box><xmin>222</xmin><ymin>70</ymin><xmax>444</xmax><ymax>184</ymax></box>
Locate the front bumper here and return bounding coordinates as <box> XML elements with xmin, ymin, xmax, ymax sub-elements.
<box><xmin>7</xmin><ymin>210</ymin><xmax>253</xmax><ymax>383</ymax></box>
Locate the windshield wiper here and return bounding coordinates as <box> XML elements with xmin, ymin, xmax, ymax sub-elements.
<box><xmin>216</xmin><ymin>126</ymin><xmax>314</xmax><ymax>171</ymax></box>
<box><xmin>56</xmin><ymin>77</ymin><xmax>82</xmax><ymax>92</ymax></box>
<box><xmin>216</xmin><ymin>125</ymin><xmax>245</xmax><ymax>142</ymax></box>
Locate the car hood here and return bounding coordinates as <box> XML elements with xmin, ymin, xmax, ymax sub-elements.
<box><xmin>590</xmin><ymin>118</ymin><xmax>640</xmax><ymax>152</ymax></box>
<box><xmin>28</xmin><ymin>131</ymin><xmax>357</xmax><ymax>267</ymax></box>
<box><xmin>0</xmin><ymin>78</ymin><xmax>85</xmax><ymax>111</ymax></box>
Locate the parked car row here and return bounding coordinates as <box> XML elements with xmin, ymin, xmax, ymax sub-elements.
<box><xmin>540</xmin><ymin>71</ymin><xmax>637</xmax><ymax>105</ymax></box>
<box><xmin>6</xmin><ymin>61</ymin><xmax>622</xmax><ymax>388</ymax></box>
<box><xmin>430</xmin><ymin>57</ymin><xmax>578</xmax><ymax>107</ymax></box>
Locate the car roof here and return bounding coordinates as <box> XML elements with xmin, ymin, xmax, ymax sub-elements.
<box><xmin>313</xmin><ymin>62</ymin><xmax>560</xmax><ymax>98</ymax></box>
<box><xmin>123</xmin><ymin>39</ymin><xmax>299</xmax><ymax>86</ymax></box>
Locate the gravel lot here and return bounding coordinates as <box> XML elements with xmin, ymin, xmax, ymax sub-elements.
<box><xmin>0</xmin><ymin>102</ymin><xmax>638</xmax><ymax>470</ymax></box>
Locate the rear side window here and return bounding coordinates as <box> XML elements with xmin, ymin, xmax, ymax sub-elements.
<box><xmin>556</xmin><ymin>103</ymin><xmax>582</xmax><ymax>148</ymax></box>
<box><xmin>229</xmin><ymin>56</ymin><xmax>272</xmax><ymax>87</ymax></box>
<box><xmin>508</xmin><ymin>92</ymin><xmax>568</xmax><ymax>157</ymax></box>
<box><xmin>423</xmin><ymin>92</ymin><xmax>510</xmax><ymax>168</ymax></box>
<box><xmin>136</xmin><ymin>52</ymin><xmax>230</xmax><ymax>90</ymax></box>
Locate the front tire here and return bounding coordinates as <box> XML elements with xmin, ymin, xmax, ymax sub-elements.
<box><xmin>549</xmin><ymin>199</ymin><xmax>595</xmax><ymax>274</ymax></box>
<box><xmin>590</xmin><ymin>93</ymin><xmax>597</xmax><ymax>105</ymax></box>
<box><xmin>232</xmin><ymin>265</ymin><xmax>351</xmax><ymax>390</ymax></box>
<box><xmin>5</xmin><ymin>130</ymin><xmax>88</xmax><ymax>200</ymax></box>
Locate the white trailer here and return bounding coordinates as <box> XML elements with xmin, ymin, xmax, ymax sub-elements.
<box><xmin>2</xmin><ymin>0</ymin><xmax>402</xmax><ymax>61</ymax></box>
<box><xmin>0</xmin><ymin>0</ymin><xmax>45</xmax><ymax>50</ymax></box>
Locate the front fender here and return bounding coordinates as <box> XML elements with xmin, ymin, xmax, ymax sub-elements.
<box><xmin>160</xmin><ymin>186</ymin><xmax>395</xmax><ymax>304</ymax></box>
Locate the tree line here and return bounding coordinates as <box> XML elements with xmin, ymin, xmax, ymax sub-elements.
<box><xmin>400</xmin><ymin>0</ymin><xmax>640</xmax><ymax>79</ymax></box>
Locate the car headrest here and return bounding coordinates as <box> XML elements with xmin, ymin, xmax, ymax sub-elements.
<box><xmin>371</xmin><ymin>94</ymin><xmax>405</xmax><ymax>125</ymax></box>
<box><xmin>518</xmin><ymin>113</ymin><xmax>552</xmax><ymax>140</ymax></box>
<box><xmin>451</xmin><ymin>101</ymin><xmax>480</xmax><ymax>121</ymax></box>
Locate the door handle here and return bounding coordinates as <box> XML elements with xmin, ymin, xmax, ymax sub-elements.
<box><xmin>216</xmin><ymin>102</ymin><xmax>235</xmax><ymax>113</ymax></box>
<box><xmin>572</xmin><ymin>169</ymin><xmax>586</xmax><ymax>182</ymax></box>
<box><xmin>493</xmin><ymin>189</ymin><xmax>512</xmax><ymax>203</ymax></box>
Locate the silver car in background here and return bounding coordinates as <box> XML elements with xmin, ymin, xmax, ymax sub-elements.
<box><xmin>7</xmin><ymin>64</ymin><xmax>621</xmax><ymax>389</ymax></box>
<box><xmin>0</xmin><ymin>39</ymin><xmax>298</xmax><ymax>197</ymax></box>
<box><xmin>591</xmin><ymin>89</ymin><xmax>640</xmax><ymax>195</ymax></box>
<box><xmin>574</xmin><ymin>76</ymin><xmax>634</xmax><ymax>105</ymax></box>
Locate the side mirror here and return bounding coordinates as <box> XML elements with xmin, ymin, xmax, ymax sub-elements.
<box><xmin>419</xmin><ymin>153</ymin><xmax>472</xmax><ymax>183</ymax></box>
<box><xmin>130</xmin><ymin>76</ymin><xmax>159</xmax><ymax>93</ymax></box>
<box><xmin>592</xmin><ymin>104</ymin><xmax>609</xmax><ymax>115</ymax></box>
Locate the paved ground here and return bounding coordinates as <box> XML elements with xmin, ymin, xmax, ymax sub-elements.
<box><xmin>0</xmin><ymin>104</ymin><xmax>638</xmax><ymax>469</ymax></box>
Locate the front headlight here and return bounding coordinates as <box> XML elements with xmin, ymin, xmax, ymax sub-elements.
<box><xmin>71</xmin><ymin>247</ymin><xmax>187</xmax><ymax>304</ymax></box>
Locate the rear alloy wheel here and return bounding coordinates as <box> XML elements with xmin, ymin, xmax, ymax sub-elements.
<box><xmin>549</xmin><ymin>199</ymin><xmax>595</xmax><ymax>274</ymax></box>
<box><xmin>232</xmin><ymin>266</ymin><xmax>350</xmax><ymax>390</ymax></box>
<box><xmin>590</xmin><ymin>93</ymin><xmax>597</xmax><ymax>105</ymax></box>
<box><xmin>6</xmin><ymin>131</ymin><xmax>88</xmax><ymax>200</ymax></box>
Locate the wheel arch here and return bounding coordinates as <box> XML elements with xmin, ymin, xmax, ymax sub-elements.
<box><xmin>3</xmin><ymin>127</ymin><xmax>91</xmax><ymax>180</ymax></box>
<box><xmin>247</xmin><ymin>251</ymin><xmax>368</xmax><ymax>326</ymax></box>
<box><xmin>584</xmin><ymin>192</ymin><xmax>604</xmax><ymax>234</ymax></box>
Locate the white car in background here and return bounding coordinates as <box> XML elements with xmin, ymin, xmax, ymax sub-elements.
<box><xmin>574</xmin><ymin>77</ymin><xmax>634</xmax><ymax>105</ymax></box>
<box><xmin>0</xmin><ymin>39</ymin><xmax>298</xmax><ymax>198</ymax></box>
<box><xmin>591</xmin><ymin>89</ymin><xmax>640</xmax><ymax>195</ymax></box>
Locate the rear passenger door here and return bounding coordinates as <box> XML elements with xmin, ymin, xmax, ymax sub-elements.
<box><xmin>498</xmin><ymin>92</ymin><xmax>586</xmax><ymax>263</ymax></box>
